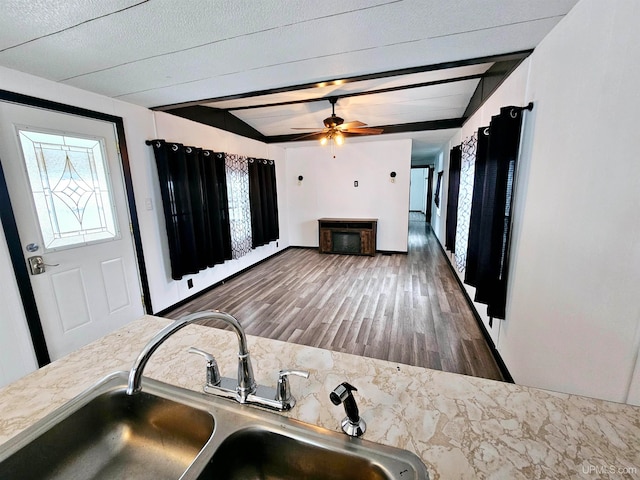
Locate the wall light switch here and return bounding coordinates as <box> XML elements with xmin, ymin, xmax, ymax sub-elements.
<box><xmin>354</xmin><ymin>180</ymin><xmax>359</xmax><ymax>187</ymax></box>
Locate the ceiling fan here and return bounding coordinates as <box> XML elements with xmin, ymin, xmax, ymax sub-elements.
<box><xmin>292</xmin><ymin>97</ymin><xmax>383</xmax><ymax>145</ymax></box>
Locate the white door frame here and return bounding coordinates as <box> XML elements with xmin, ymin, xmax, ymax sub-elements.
<box><xmin>0</xmin><ymin>90</ymin><xmax>152</xmax><ymax>366</ymax></box>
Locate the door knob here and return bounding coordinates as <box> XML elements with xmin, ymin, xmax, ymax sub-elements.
<box><xmin>27</xmin><ymin>256</ymin><xmax>59</xmax><ymax>275</ymax></box>
<box><xmin>27</xmin><ymin>256</ymin><xmax>45</xmax><ymax>275</ymax></box>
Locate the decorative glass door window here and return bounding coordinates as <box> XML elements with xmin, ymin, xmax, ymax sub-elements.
<box><xmin>17</xmin><ymin>128</ymin><xmax>120</xmax><ymax>251</ymax></box>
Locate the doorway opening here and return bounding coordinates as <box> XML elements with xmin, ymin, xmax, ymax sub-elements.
<box><xmin>409</xmin><ymin>166</ymin><xmax>434</xmax><ymax>224</ymax></box>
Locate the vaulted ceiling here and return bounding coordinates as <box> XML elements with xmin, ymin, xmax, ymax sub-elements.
<box><xmin>0</xmin><ymin>0</ymin><xmax>579</xmax><ymax>164</ymax></box>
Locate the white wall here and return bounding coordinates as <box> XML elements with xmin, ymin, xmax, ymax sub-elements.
<box><xmin>285</xmin><ymin>139</ymin><xmax>412</xmax><ymax>252</ymax></box>
<box><xmin>438</xmin><ymin>0</ymin><xmax>640</xmax><ymax>404</ymax></box>
<box><xmin>501</xmin><ymin>0</ymin><xmax>640</xmax><ymax>404</ymax></box>
<box><xmin>409</xmin><ymin>168</ymin><xmax>427</xmax><ymax>213</ymax></box>
<box><xmin>0</xmin><ymin>221</ymin><xmax>38</xmax><ymax>387</ymax></box>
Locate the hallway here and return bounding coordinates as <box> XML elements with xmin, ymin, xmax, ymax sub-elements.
<box><xmin>165</xmin><ymin>214</ymin><xmax>504</xmax><ymax>381</ymax></box>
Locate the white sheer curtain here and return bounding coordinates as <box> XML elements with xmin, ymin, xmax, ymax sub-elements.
<box><xmin>224</xmin><ymin>153</ymin><xmax>252</xmax><ymax>259</ymax></box>
<box><xmin>454</xmin><ymin>132</ymin><xmax>477</xmax><ymax>272</ymax></box>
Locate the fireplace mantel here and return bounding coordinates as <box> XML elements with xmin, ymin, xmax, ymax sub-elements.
<box><xmin>318</xmin><ymin>218</ymin><xmax>377</xmax><ymax>256</ymax></box>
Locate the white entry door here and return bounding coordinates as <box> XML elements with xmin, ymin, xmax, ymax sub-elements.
<box><xmin>0</xmin><ymin>101</ymin><xmax>144</xmax><ymax>360</ymax></box>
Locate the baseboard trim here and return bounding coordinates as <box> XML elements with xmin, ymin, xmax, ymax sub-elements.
<box><xmin>288</xmin><ymin>245</ymin><xmax>408</xmax><ymax>256</ymax></box>
<box><xmin>431</xmin><ymin>226</ymin><xmax>514</xmax><ymax>383</ymax></box>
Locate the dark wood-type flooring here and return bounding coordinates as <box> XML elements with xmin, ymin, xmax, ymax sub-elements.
<box><xmin>164</xmin><ymin>213</ymin><xmax>504</xmax><ymax>381</ymax></box>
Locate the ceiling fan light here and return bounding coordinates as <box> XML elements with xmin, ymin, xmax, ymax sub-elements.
<box><xmin>320</xmin><ymin>136</ymin><xmax>328</xmax><ymax>145</ymax></box>
<box><xmin>335</xmin><ymin>132</ymin><xmax>344</xmax><ymax>145</ymax></box>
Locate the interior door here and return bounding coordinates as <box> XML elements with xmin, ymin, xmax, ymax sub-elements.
<box><xmin>0</xmin><ymin>101</ymin><xmax>144</xmax><ymax>360</ymax></box>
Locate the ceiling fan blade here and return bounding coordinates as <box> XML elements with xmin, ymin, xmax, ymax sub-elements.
<box><xmin>343</xmin><ymin>127</ymin><xmax>384</xmax><ymax>135</ymax></box>
<box><xmin>291</xmin><ymin>131</ymin><xmax>326</xmax><ymax>140</ymax></box>
<box><xmin>338</xmin><ymin>120</ymin><xmax>367</xmax><ymax>130</ymax></box>
<box><xmin>291</xmin><ymin>127</ymin><xmax>326</xmax><ymax>131</ymax></box>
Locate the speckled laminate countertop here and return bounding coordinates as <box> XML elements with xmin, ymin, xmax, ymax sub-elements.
<box><xmin>1</xmin><ymin>315</ymin><xmax>639</xmax><ymax>479</ymax></box>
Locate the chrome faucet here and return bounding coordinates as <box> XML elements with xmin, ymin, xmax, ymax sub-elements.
<box><xmin>126</xmin><ymin>310</ymin><xmax>307</xmax><ymax>411</ymax></box>
<box><xmin>127</xmin><ymin>310</ymin><xmax>256</xmax><ymax>397</ymax></box>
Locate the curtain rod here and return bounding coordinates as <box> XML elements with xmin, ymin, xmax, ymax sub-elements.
<box><xmin>145</xmin><ymin>139</ymin><xmax>274</xmax><ymax>163</ymax></box>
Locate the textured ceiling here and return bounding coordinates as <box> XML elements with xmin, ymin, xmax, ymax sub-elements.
<box><xmin>0</xmin><ymin>0</ymin><xmax>579</xmax><ymax>163</ymax></box>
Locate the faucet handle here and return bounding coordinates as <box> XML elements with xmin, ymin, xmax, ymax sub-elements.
<box><xmin>188</xmin><ymin>347</ymin><xmax>221</xmax><ymax>387</ymax></box>
<box><xmin>275</xmin><ymin>369</ymin><xmax>309</xmax><ymax>410</ymax></box>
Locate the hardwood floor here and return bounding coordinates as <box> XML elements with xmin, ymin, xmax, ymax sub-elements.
<box><xmin>164</xmin><ymin>213</ymin><xmax>504</xmax><ymax>381</ymax></box>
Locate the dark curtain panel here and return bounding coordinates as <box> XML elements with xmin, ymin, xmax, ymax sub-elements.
<box><xmin>445</xmin><ymin>145</ymin><xmax>462</xmax><ymax>252</ymax></box>
<box><xmin>464</xmin><ymin>126</ymin><xmax>490</xmax><ymax>287</ymax></box>
<box><xmin>210</xmin><ymin>152</ymin><xmax>232</xmax><ymax>267</ymax></box>
<box><xmin>248</xmin><ymin>158</ymin><xmax>279</xmax><ymax>248</ymax></box>
<box><xmin>425</xmin><ymin>167</ymin><xmax>434</xmax><ymax>221</ymax></box>
<box><xmin>202</xmin><ymin>151</ymin><xmax>233</xmax><ymax>265</ymax></box>
<box><xmin>150</xmin><ymin>140</ymin><xmax>231</xmax><ymax>280</ymax></box>
<box><xmin>464</xmin><ymin>106</ymin><xmax>525</xmax><ymax>319</ymax></box>
<box><xmin>184</xmin><ymin>146</ymin><xmax>208</xmax><ymax>270</ymax></box>
<box><xmin>434</xmin><ymin>171</ymin><xmax>443</xmax><ymax>208</ymax></box>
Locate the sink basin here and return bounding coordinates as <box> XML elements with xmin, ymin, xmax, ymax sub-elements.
<box><xmin>0</xmin><ymin>377</ymin><xmax>214</xmax><ymax>480</ymax></box>
<box><xmin>0</xmin><ymin>372</ymin><xmax>429</xmax><ymax>480</ymax></box>
<box><xmin>197</xmin><ymin>428</ymin><xmax>408</xmax><ymax>480</ymax></box>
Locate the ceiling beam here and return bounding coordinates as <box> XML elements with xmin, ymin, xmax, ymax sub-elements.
<box><xmin>160</xmin><ymin>50</ymin><xmax>532</xmax><ymax>144</ymax></box>
<box><xmin>462</xmin><ymin>58</ymin><xmax>527</xmax><ymax>120</ymax></box>
<box><xmin>153</xmin><ymin>50</ymin><xmax>533</xmax><ymax>112</ymax></box>
<box><xmin>222</xmin><ymin>73</ymin><xmax>486</xmax><ymax>112</ymax></box>
<box><xmin>165</xmin><ymin>106</ymin><xmax>267</xmax><ymax>142</ymax></box>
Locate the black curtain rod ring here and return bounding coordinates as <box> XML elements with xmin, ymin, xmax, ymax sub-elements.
<box><xmin>171</xmin><ymin>144</ymin><xmax>179</xmax><ymax>152</ymax></box>
<box><xmin>510</xmin><ymin>102</ymin><xmax>535</xmax><ymax>118</ymax></box>
<box><xmin>145</xmin><ymin>139</ymin><xmax>164</xmax><ymax>148</ymax></box>
<box><xmin>186</xmin><ymin>147</ymin><xmax>192</xmax><ymax>153</ymax></box>
<box><xmin>204</xmin><ymin>151</ymin><xmax>210</xmax><ymax>156</ymax></box>
<box><xmin>483</xmin><ymin>127</ymin><xmax>489</xmax><ymax>136</ymax></box>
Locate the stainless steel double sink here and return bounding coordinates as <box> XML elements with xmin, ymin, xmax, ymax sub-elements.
<box><xmin>0</xmin><ymin>372</ymin><xmax>429</xmax><ymax>479</ymax></box>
